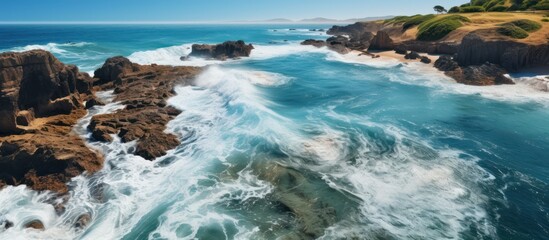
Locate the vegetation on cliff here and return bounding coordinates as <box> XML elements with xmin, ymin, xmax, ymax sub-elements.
<box><xmin>417</xmin><ymin>15</ymin><xmax>471</xmax><ymax>41</ymax></box>
<box><xmin>497</xmin><ymin>19</ymin><xmax>542</xmax><ymax>38</ymax></box>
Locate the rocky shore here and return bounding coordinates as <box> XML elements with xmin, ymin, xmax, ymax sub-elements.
<box><xmin>0</xmin><ymin>50</ymin><xmax>201</xmax><ymax>194</ymax></box>
<box><xmin>305</xmin><ymin>15</ymin><xmax>549</xmax><ymax>86</ymax></box>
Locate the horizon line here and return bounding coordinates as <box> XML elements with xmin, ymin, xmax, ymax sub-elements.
<box><xmin>0</xmin><ymin>20</ymin><xmax>358</xmax><ymax>25</ymax></box>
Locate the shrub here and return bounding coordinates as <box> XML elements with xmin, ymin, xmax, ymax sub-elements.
<box><xmin>402</xmin><ymin>14</ymin><xmax>436</xmax><ymax>29</ymax></box>
<box><xmin>384</xmin><ymin>14</ymin><xmax>437</xmax><ymax>29</ymax></box>
<box><xmin>472</xmin><ymin>0</ymin><xmax>489</xmax><ymax>6</ymax></box>
<box><xmin>509</xmin><ymin>19</ymin><xmax>542</xmax><ymax>32</ymax></box>
<box><xmin>488</xmin><ymin>5</ymin><xmax>509</xmax><ymax>11</ymax></box>
<box><xmin>542</xmin><ymin>18</ymin><xmax>549</xmax><ymax>22</ymax></box>
<box><xmin>460</xmin><ymin>6</ymin><xmax>486</xmax><ymax>12</ymax></box>
<box><xmin>416</xmin><ymin>15</ymin><xmax>471</xmax><ymax>41</ymax></box>
<box><xmin>461</xmin><ymin>3</ymin><xmax>472</xmax><ymax>7</ymax></box>
<box><xmin>483</xmin><ymin>0</ymin><xmax>505</xmax><ymax>9</ymax></box>
<box><xmin>532</xmin><ymin>2</ymin><xmax>549</xmax><ymax>10</ymax></box>
<box><xmin>497</xmin><ymin>24</ymin><xmax>530</xmax><ymax>38</ymax></box>
<box><xmin>449</xmin><ymin>6</ymin><xmax>461</xmax><ymax>13</ymax></box>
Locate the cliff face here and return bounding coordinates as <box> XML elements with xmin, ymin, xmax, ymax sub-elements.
<box><xmin>456</xmin><ymin>33</ymin><xmax>549</xmax><ymax>72</ymax></box>
<box><xmin>0</xmin><ymin>50</ymin><xmax>102</xmax><ymax>193</ymax></box>
<box><xmin>0</xmin><ymin>50</ymin><xmax>92</xmax><ymax>134</ymax></box>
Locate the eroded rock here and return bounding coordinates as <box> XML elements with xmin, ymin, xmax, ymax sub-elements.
<box><xmin>189</xmin><ymin>40</ymin><xmax>254</xmax><ymax>60</ymax></box>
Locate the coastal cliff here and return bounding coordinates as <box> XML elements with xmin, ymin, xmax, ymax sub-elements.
<box><xmin>0</xmin><ymin>50</ymin><xmax>102</xmax><ymax>193</ymax></box>
<box><xmin>323</xmin><ymin>12</ymin><xmax>549</xmax><ymax>85</ymax></box>
<box><xmin>0</xmin><ymin>50</ymin><xmax>201</xmax><ymax>193</ymax></box>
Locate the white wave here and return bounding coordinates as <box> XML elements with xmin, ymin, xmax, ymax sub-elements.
<box><xmin>127</xmin><ymin>43</ymin><xmax>223</xmax><ymax>67</ymax></box>
<box><xmin>5</xmin><ymin>42</ymin><xmax>94</xmax><ymax>55</ymax></box>
<box><xmin>269</xmin><ymin>28</ymin><xmax>328</xmax><ymax>37</ymax></box>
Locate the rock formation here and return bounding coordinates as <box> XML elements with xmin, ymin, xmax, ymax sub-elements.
<box><xmin>455</xmin><ymin>32</ymin><xmax>549</xmax><ymax>72</ymax></box>
<box><xmin>188</xmin><ymin>40</ymin><xmax>254</xmax><ymax>60</ymax></box>
<box><xmin>0</xmin><ymin>50</ymin><xmax>103</xmax><ymax>193</ymax></box>
<box><xmin>301</xmin><ymin>39</ymin><xmax>327</xmax><ymax>48</ymax></box>
<box><xmin>89</xmin><ymin>57</ymin><xmax>201</xmax><ymax>160</ymax></box>
<box><xmin>435</xmin><ymin>56</ymin><xmax>514</xmax><ymax>85</ymax></box>
<box><xmin>368</xmin><ymin>31</ymin><xmax>395</xmax><ymax>51</ymax></box>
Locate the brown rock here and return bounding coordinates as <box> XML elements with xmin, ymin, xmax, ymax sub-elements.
<box><xmin>0</xmin><ymin>50</ymin><xmax>91</xmax><ymax>134</ymax></box>
<box><xmin>368</xmin><ymin>31</ymin><xmax>395</xmax><ymax>51</ymax></box>
<box><xmin>0</xmin><ymin>51</ymin><xmax>104</xmax><ymax>193</ymax></box>
<box><xmin>90</xmin><ymin>57</ymin><xmax>201</xmax><ymax>160</ymax></box>
<box><xmin>74</xmin><ymin>213</ymin><xmax>91</xmax><ymax>229</ymax></box>
<box><xmin>24</xmin><ymin>220</ymin><xmax>45</xmax><ymax>230</ymax></box>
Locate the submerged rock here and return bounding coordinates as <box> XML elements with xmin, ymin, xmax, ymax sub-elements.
<box><xmin>24</xmin><ymin>220</ymin><xmax>45</xmax><ymax>230</ymax></box>
<box><xmin>189</xmin><ymin>40</ymin><xmax>254</xmax><ymax>60</ymax></box>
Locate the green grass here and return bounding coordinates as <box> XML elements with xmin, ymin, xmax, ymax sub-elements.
<box><xmin>488</xmin><ymin>5</ymin><xmax>508</xmax><ymax>11</ymax></box>
<box><xmin>460</xmin><ymin>6</ymin><xmax>486</xmax><ymax>12</ymax></box>
<box><xmin>497</xmin><ymin>24</ymin><xmax>530</xmax><ymax>38</ymax></box>
<box><xmin>508</xmin><ymin>19</ymin><xmax>542</xmax><ymax>32</ymax></box>
<box><xmin>416</xmin><ymin>15</ymin><xmax>471</xmax><ymax>41</ymax></box>
<box><xmin>385</xmin><ymin>14</ymin><xmax>436</xmax><ymax>30</ymax></box>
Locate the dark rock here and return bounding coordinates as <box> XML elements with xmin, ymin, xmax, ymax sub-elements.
<box><xmin>326</xmin><ymin>36</ymin><xmax>351</xmax><ymax>54</ymax></box>
<box><xmin>327</xmin><ymin>22</ymin><xmax>383</xmax><ymax>39</ymax></box>
<box><xmin>74</xmin><ymin>213</ymin><xmax>91</xmax><ymax>229</ymax></box>
<box><xmin>189</xmin><ymin>40</ymin><xmax>254</xmax><ymax>60</ymax></box>
<box><xmin>301</xmin><ymin>39</ymin><xmax>327</xmax><ymax>48</ymax></box>
<box><xmin>16</xmin><ymin>110</ymin><xmax>35</xmax><ymax>126</ymax></box>
<box><xmin>395</xmin><ymin>45</ymin><xmax>408</xmax><ymax>55</ymax></box>
<box><xmin>434</xmin><ymin>56</ymin><xmax>460</xmax><ymax>71</ymax></box>
<box><xmin>24</xmin><ymin>220</ymin><xmax>45</xmax><ymax>230</ymax></box>
<box><xmin>399</xmin><ymin>40</ymin><xmax>459</xmax><ymax>55</ymax></box>
<box><xmin>368</xmin><ymin>31</ymin><xmax>395</xmax><ymax>51</ymax></box>
<box><xmin>456</xmin><ymin>32</ymin><xmax>549</xmax><ymax>72</ymax></box>
<box><xmin>91</xmin><ymin>126</ymin><xmax>115</xmax><ymax>142</ymax></box>
<box><xmin>420</xmin><ymin>56</ymin><xmax>432</xmax><ymax>64</ymax></box>
<box><xmin>404</xmin><ymin>51</ymin><xmax>421</xmax><ymax>60</ymax></box>
<box><xmin>85</xmin><ymin>97</ymin><xmax>105</xmax><ymax>109</ymax></box>
<box><xmin>3</xmin><ymin>220</ymin><xmax>13</xmax><ymax>229</ymax></box>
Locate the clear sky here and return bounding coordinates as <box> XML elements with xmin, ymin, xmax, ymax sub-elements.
<box><xmin>1</xmin><ymin>0</ymin><xmax>467</xmax><ymax>22</ymax></box>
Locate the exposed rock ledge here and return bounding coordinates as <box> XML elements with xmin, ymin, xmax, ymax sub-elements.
<box><xmin>0</xmin><ymin>50</ymin><xmax>102</xmax><ymax>193</ymax></box>
<box><xmin>0</xmin><ymin>50</ymin><xmax>201</xmax><ymax>193</ymax></box>
<box><xmin>89</xmin><ymin>56</ymin><xmax>201</xmax><ymax>160</ymax></box>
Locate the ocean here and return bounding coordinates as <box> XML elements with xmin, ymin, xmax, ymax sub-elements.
<box><xmin>0</xmin><ymin>24</ymin><xmax>548</xmax><ymax>240</ymax></box>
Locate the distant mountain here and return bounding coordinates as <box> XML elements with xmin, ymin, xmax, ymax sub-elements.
<box><xmin>299</xmin><ymin>17</ymin><xmax>340</xmax><ymax>23</ymax></box>
<box><xmin>258</xmin><ymin>16</ymin><xmax>394</xmax><ymax>23</ymax></box>
<box><xmin>262</xmin><ymin>18</ymin><xmax>294</xmax><ymax>23</ymax></box>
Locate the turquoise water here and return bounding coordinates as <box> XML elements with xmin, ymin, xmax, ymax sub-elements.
<box><xmin>0</xmin><ymin>24</ymin><xmax>548</xmax><ymax>240</ymax></box>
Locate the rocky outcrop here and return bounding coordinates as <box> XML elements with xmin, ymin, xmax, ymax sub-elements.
<box><xmin>0</xmin><ymin>50</ymin><xmax>103</xmax><ymax>193</ymax></box>
<box><xmin>398</xmin><ymin>41</ymin><xmax>459</xmax><ymax>55</ymax></box>
<box><xmin>89</xmin><ymin>57</ymin><xmax>201</xmax><ymax>160</ymax></box>
<box><xmin>435</xmin><ymin>56</ymin><xmax>514</xmax><ymax>85</ymax></box>
<box><xmin>368</xmin><ymin>31</ymin><xmax>395</xmax><ymax>51</ymax></box>
<box><xmin>301</xmin><ymin>39</ymin><xmax>327</xmax><ymax>48</ymax></box>
<box><xmin>0</xmin><ymin>50</ymin><xmax>93</xmax><ymax>134</ymax></box>
<box><xmin>456</xmin><ymin>33</ymin><xmax>549</xmax><ymax>72</ymax></box>
<box><xmin>188</xmin><ymin>40</ymin><xmax>254</xmax><ymax>60</ymax></box>
<box><xmin>327</xmin><ymin>21</ymin><xmax>383</xmax><ymax>39</ymax></box>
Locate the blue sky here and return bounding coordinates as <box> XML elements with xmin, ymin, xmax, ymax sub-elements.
<box><xmin>2</xmin><ymin>0</ymin><xmax>466</xmax><ymax>22</ymax></box>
